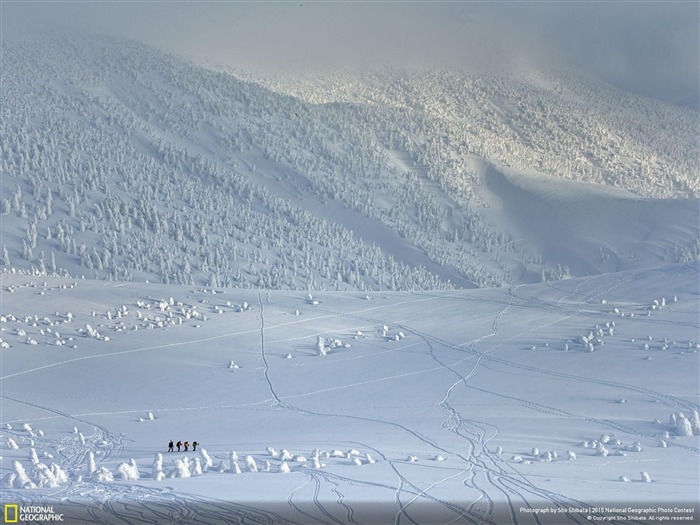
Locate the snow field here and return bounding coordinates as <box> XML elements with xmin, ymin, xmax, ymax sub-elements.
<box><xmin>1</xmin><ymin>264</ymin><xmax>698</xmax><ymax>523</ymax></box>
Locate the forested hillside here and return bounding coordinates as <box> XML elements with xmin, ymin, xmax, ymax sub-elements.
<box><xmin>2</xmin><ymin>35</ymin><xmax>697</xmax><ymax>290</ymax></box>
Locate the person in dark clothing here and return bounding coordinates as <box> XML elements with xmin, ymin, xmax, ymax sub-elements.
<box><xmin>176</xmin><ymin>441</ymin><xmax>182</xmax><ymax>452</ymax></box>
<box><xmin>168</xmin><ymin>440</ymin><xmax>174</xmax><ymax>452</ymax></box>
<box><xmin>184</xmin><ymin>441</ymin><xmax>189</xmax><ymax>451</ymax></box>
<box><xmin>192</xmin><ymin>441</ymin><xmax>198</xmax><ymax>451</ymax></box>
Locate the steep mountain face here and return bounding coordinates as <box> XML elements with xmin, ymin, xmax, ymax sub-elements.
<box><xmin>1</xmin><ymin>35</ymin><xmax>697</xmax><ymax>290</ymax></box>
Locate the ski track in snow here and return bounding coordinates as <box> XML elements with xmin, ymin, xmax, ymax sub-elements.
<box><xmin>301</xmin><ymin>298</ymin><xmax>563</xmax><ymax>525</ymax></box>
<box><xmin>303</xmin><ymin>266</ymin><xmax>696</xmax><ymax>524</ymax></box>
<box><xmin>248</xmin><ymin>294</ymin><xmax>484</xmax><ymax>524</ymax></box>
<box><xmin>258</xmin><ymin>291</ymin><xmax>283</xmax><ymax>407</ymax></box>
<box><xmin>2</xmin><ymin>266</ymin><xmax>697</xmax><ymax>524</ymax></box>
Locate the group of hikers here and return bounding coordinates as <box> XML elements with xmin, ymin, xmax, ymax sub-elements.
<box><xmin>168</xmin><ymin>440</ymin><xmax>198</xmax><ymax>452</ymax></box>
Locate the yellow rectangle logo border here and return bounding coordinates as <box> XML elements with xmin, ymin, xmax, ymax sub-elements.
<box><xmin>4</xmin><ymin>504</ymin><xmax>19</xmax><ymax>523</ymax></box>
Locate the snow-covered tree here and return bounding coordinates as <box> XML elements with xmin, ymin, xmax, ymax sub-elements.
<box><xmin>152</xmin><ymin>453</ymin><xmax>164</xmax><ymax>479</ymax></box>
<box><xmin>200</xmin><ymin>448</ymin><xmax>213</xmax><ymax>470</ymax></box>
<box><xmin>51</xmin><ymin>463</ymin><xmax>69</xmax><ymax>484</ymax></box>
<box><xmin>317</xmin><ymin>336</ymin><xmax>327</xmax><ymax>356</ymax></box>
<box><xmin>245</xmin><ymin>456</ymin><xmax>258</xmax><ymax>472</ymax></box>
<box><xmin>12</xmin><ymin>460</ymin><xmax>36</xmax><ymax>489</ymax></box>
<box><xmin>87</xmin><ymin>451</ymin><xmax>97</xmax><ymax>476</ymax></box>
<box><xmin>689</xmin><ymin>410</ymin><xmax>700</xmax><ymax>435</ymax></box>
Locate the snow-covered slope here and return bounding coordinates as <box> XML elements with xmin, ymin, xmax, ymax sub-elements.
<box><xmin>229</xmin><ymin>64</ymin><xmax>700</xmax><ymax>199</ymax></box>
<box><xmin>476</xmin><ymin>161</ymin><xmax>699</xmax><ymax>280</ymax></box>
<box><xmin>1</xmin><ymin>35</ymin><xmax>698</xmax><ymax>290</ymax></box>
<box><xmin>1</xmin><ymin>264</ymin><xmax>698</xmax><ymax>523</ymax></box>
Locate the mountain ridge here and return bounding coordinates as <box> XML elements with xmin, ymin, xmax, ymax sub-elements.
<box><xmin>1</xmin><ymin>34</ymin><xmax>697</xmax><ymax>290</ymax></box>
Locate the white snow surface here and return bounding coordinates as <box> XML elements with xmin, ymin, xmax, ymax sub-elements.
<box><xmin>1</xmin><ymin>265</ymin><xmax>698</xmax><ymax>523</ymax></box>
<box><xmin>477</xmin><ymin>162</ymin><xmax>699</xmax><ymax>279</ymax></box>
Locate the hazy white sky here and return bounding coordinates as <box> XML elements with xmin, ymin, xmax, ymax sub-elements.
<box><xmin>3</xmin><ymin>1</ymin><xmax>698</xmax><ymax>103</ymax></box>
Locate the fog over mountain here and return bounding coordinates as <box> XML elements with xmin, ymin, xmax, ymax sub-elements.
<box><xmin>4</xmin><ymin>1</ymin><xmax>699</xmax><ymax>105</ymax></box>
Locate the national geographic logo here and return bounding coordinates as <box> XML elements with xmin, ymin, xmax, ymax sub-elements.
<box><xmin>3</xmin><ymin>505</ymin><xmax>18</xmax><ymax>523</ymax></box>
<box><xmin>3</xmin><ymin>505</ymin><xmax>64</xmax><ymax>523</ymax></box>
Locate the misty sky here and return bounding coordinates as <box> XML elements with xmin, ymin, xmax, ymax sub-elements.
<box><xmin>3</xmin><ymin>1</ymin><xmax>698</xmax><ymax>104</ymax></box>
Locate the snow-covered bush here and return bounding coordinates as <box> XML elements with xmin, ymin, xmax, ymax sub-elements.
<box><xmin>673</xmin><ymin>412</ymin><xmax>694</xmax><ymax>436</ymax></box>
<box><xmin>32</xmin><ymin>462</ymin><xmax>58</xmax><ymax>488</ymax></box>
<box><xmin>116</xmin><ymin>459</ymin><xmax>139</xmax><ymax>480</ymax></box>
<box><xmin>2</xmin><ymin>473</ymin><xmax>17</xmax><ymax>489</ymax></box>
<box><xmin>93</xmin><ymin>466</ymin><xmax>114</xmax><ymax>482</ymax></box>
<box><xmin>171</xmin><ymin>458</ymin><xmax>191</xmax><ymax>478</ymax></box>
<box><xmin>85</xmin><ymin>324</ymin><xmax>101</xmax><ymax>338</ymax></box>
<box><xmin>641</xmin><ymin>471</ymin><xmax>652</xmax><ymax>483</ymax></box>
<box><xmin>279</xmin><ymin>461</ymin><xmax>290</xmax><ymax>473</ymax></box>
